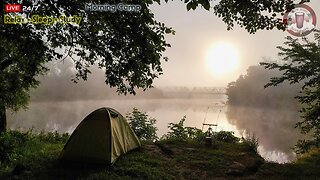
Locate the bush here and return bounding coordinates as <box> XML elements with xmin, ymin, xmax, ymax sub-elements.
<box><xmin>242</xmin><ymin>133</ymin><xmax>259</xmax><ymax>153</ymax></box>
<box><xmin>163</xmin><ymin>117</ymin><xmax>241</xmax><ymax>145</ymax></box>
<box><xmin>164</xmin><ymin>116</ymin><xmax>204</xmax><ymax>142</ymax></box>
<box><xmin>37</xmin><ymin>131</ymin><xmax>69</xmax><ymax>143</ymax></box>
<box><xmin>213</xmin><ymin>131</ymin><xmax>240</xmax><ymax>143</ymax></box>
<box><xmin>0</xmin><ymin>131</ymin><xmax>29</xmax><ymax>163</ymax></box>
<box><xmin>185</xmin><ymin>127</ymin><xmax>205</xmax><ymax>141</ymax></box>
<box><xmin>167</xmin><ymin>116</ymin><xmax>188</xmax><ymax>140</ymax></box>
<box><xmin>126</xmin><ymin>108</ymin><xmax>158</xmax><ymax>141</ymax></box>
<box><xmin>294</xmin><ymin>139</ymin><xmax>320</xmax><ymax>155</ymax></box>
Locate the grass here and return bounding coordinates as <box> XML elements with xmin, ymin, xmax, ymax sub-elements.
<box><xmin>256</xmin><ymin>148</ymin><xmax>320</xmax><ymax>179</ymax></box>
<box><xmin>0</xmin><ymin>131</ymin><xmax>320</xmax><ymax>179</ymax></box>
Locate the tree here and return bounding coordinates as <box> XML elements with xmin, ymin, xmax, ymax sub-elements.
<box><xmin>226</xmin><ymin>65</ymin><xmax>301</xmax><ymax>109</ymax></box>
<box><xmin>177</xmin><ymin>0</ymin><xmax>309</xmax><ymax>33</ymax></box>
<box><xmin>260</xmin><ymin>35</ymin><xmax>320</xmax><ymax>152</ymax></box>
<box><xmin>0</xmin><ymin>0</ymin><xmax>174</xmax><ymax>132</ymax></box>
<box><xmin>126</xmin><ymin>108</ymin><xmax>158</xmax><ymax>141</ymax></box>
<box><xmin>0</xmin><ymin>29</ymin><xmax>49</xmax><ymax>132</ymax></box>
<box><xmin>0</xmin><ymin>0</ymin><xmax>309</xmax><ymax>132</ymax></box>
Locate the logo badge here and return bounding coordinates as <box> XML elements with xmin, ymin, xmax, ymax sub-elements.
<box><xmin>4</xmin><ymin>4</ymin><xmax>22</xmax><ymax>13</ymax></box>
<box><xmin>283</xmin><ymin>4</ymin><xmax>316</xmax><ymax>37</ymax></box>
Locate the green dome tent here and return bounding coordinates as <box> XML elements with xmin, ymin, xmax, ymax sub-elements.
<box><xmin>60</xmin><ymin>107</ymin><xmax>141</xmax><ymax>164</ymax></box>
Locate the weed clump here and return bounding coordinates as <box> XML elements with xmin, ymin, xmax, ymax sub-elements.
<box><xmin>0</xmin><ymin>130</ymin><xmax>69</xmax><ymax>164</ymax></box>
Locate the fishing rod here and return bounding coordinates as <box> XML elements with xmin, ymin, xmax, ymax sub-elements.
<box><xmin>202</xmin><ymin>107</ymin><xmax>220</xmax><ymax>132</ymax></box>
<box><xmin>202</xmin><ymin>107</ymin><xmax>210</xmax><ymax>131</ymax></box>
<box><xmin>215</xmin><ymin>109</ymin><xmax>222</xmax><ymax>132</ymax></box>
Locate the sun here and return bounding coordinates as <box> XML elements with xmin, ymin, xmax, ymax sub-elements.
<box><xmin>206</xmin><ymin>43</ymin><xmax>240</xmax><ymax>75</ymax></box>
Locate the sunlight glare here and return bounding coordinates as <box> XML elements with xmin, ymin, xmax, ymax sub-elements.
<box><xmin>206</xmin><ymin>43</ymin><xmax>240</xmax><ymax>76</ymax></box>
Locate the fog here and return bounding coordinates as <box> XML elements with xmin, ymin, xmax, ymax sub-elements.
<box><xmin>227</xmin><ymin>105</ymin><xmax>306</xmax><ymax>162</ymax></box>
<box><xmin>6</xmin><ymin>61</ymin><xmax>306</xmax><ymax>163</ymax></box>
<box><xmin>7</xmin><ymin>99</ymin><xmax>225</xmax><ymax>135</ymax></box>
<box><xmin>28</xmin><ymin>60</ymin><xmax>226</xmax><ymax>102</ymax></box>
<box><xmin>149</xmin><ymin>1</ymin><xmax>320</xmax><ymax>87</ymax></box>
<box><xmin>8</xmin><ymin>97</ymin><xmax>302</xmax><ymax>163</ymax></box>
<box><xmin>9</xmin><ymin>60</ymin><xmax>228</xmax><ymax>134</ymax></box>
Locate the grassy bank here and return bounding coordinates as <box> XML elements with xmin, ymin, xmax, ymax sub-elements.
<box><xmin>0</xmin><ymin>131</ymin><xmax>319</xmax><ymax>179</ymax></box>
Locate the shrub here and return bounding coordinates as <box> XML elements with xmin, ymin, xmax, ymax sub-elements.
<box><xmin>213</xmin><ymin>131</ymin><xmax>240</xmax><ymax>143</ymax></box>
<box><xmin>0</xmin><ymin>131</ymin><xmax>29</xmax><ymax>163</ymax></box>
<box><xmin>242</xmin><ymin>133</ymin><xmax>259</xmax><ymax>153</ymax></box>
<box><xmin>164</xmin><ymin>116</ymin><xmax>204</xmax><ymax>142</ymax></box>
<box><xmin>167</xmin><ymin>116</ymin><xmax>188</xmax><ymax>140</ymax></box>
<box><xmin>126</xmin><ymin>108</ymin><xmax>158</xmax><ymax>141</ymax></box>
<box><xmin>38</xmin><ymin>131</ymin><xmax>69</xmax><ymax>143</ymax></box>
<box><xmin>185</xmin><ymin>127</ymin><xmax>205</xmax><ymax>141</ymax></box>
<box><xmin>294</xmin><ymin>139</ymin><xmax>320</xmax><ymax>155</ymax></box>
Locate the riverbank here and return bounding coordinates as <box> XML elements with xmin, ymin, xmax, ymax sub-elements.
<box><xmin>0</xmin><ymin>131</ymin><xmax>319</xmax><ymax>179</ymax></box>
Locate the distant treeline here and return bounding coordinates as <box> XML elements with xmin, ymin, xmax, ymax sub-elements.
<box><xmin>30</xmin><ymin>60</ymin><xmax>225</xmax><ymax>102</ymax></box>
<box><xmin>226</xmin><ymin>65</ymin><xmax>302</xmax><ymax>109</ymax></box>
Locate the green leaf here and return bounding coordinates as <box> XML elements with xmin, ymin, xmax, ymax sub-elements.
<box><xmin>186</xmin><ymin>2</ymin><xmax>192</xmax><ymax>11</ymax></box>
<box><xmin>202</xmin><ymin>1</ymin><xmax>210</xmax><ymax>11</ymax></box>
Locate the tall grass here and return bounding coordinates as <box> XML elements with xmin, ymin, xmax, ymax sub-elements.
<box><xmin>0</xmin><ymin>130</ymin><xmax>69</xmax><ymax>165</ymax></box>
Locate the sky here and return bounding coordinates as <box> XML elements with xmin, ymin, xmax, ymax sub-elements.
<box><xmin>149</xmin><ymin>1</ymin><xmax>320</xmax><ymax>87</ymax></box>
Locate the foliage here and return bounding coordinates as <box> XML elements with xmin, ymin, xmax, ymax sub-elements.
<box><xmin>0</xmin><ymin>133</ymin><xmax>268</xmax><ymax>179</ymax></box>
<box><xmin>0</xmin><ymin>24</ymin><xmax>49</xmax><ymax>111</ymax></box>
<box><xmin>164</xmin><ymin>116</ymin><xmax>204</xmax><ymax>141</ymax></box>
<box><xmin>257</xmin><ymin>148</ymin><xmax>320</xmax><ymax>179</ymax></box>
<box><xmin>213</xmin><ymin>131</ymin><xmax>240</xmax><ymax>143</ymax></box>
<box><xmin>0</xmin><ymin>131</ymin><xmax>29</xmax><ymax>163</ymax></box>
<box><xmin>0</xmin><ymin>0</ymin><xmax>174</xmax><ymax>131</ymax></box>
<box><xmin>294</xmin><ymin>139</ymin><xmax>320</xmax><ymax>155</ymax></box>
<box><xmin>126</xmin><ymin>108</ymin><xmax>158</xmax><ymax>141</ymax></box>
<box><xmin>185</xmin><ymin>126</ymin><xmax>205</xmax><ymax>141</ymax></box>
<box><xmin>0</xmin><ymin>131</ymin><xmax>319</xmax><ymax>179</ymax></box>
<box><xmin>167</xmin><ymin>0</ymin><xmax>308</xmax><ymax>33</ymax></box>
<box><xmin>226</xmin><ymin>65</ymin><xmax>301</xmax><ymax>109</ymax></box>
<box><xmin>164</xmin><ymin>117</ymin><xmax>240</xmax><ymax>144</ymax></box>
<box><xmin>0</xmin><ymin>27</ymin><xmax>49</xmax><ymax>131</ymax></box>
<box><xmin>166</xmin><ymin>116</ymin><xmax>188</xmax><ymax>140</ymax></box>
<box><xmin>0</xmin><ymin>1</ymin><xmax>174</xmax><ymax>95</ymax></box>
<box><xmin>0</xmin><ymin>130</ymin><xmax>69</xmax><ymax>164</ymax></box>
<box><xmin>242</xmin><ymin>133</ymin><xmax>259</xmax><ymax>154</ymax></box>
<box><xmin>261</xmin><ymin>35</ymin><xmax>320</xmax><ymax>152</ymax></box>
<box><xmin>212</xmin><ymin>0</ymin><xmax>298</xmax><ymax>33</ymax></box>
<box><xmin>296</xmin><ymin>148</ymin><xmax>320</xmax><ymax>165</ymax></box>
<box><xmin>37</xmin><ymin>131</ymin><xmax>70</xmax><ymax>143</ymax></box>
<box><xmin>225</xmin><ymin>65</ymin><xmax>304</xmax><ymax>155</ymax></box>
<box><xmin>0</xmin><ymin>0</ymin><xmax>306</xmax><ymax>131</ymax></box>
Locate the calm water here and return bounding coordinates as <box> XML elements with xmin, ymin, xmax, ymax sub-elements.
<box><xmin>7</xmin><ymin>97</ymin><xmax>302</xmax><ymax>163</ymax></box>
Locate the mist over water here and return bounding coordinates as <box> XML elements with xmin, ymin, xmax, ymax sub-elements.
<box><xmin>226</xmin><ymin>105</ymin><xmax>305</xmax><ymax>163</ymax></box>
<box><xmin>7</xmin><ymin>95</ymin><xmax>302</xmax><ymax>163</ymax></box>
<box><xmin>7</xmin><ymin>98</ymin><xmax>227</xmax><ymax>136</ymax></box>
<box><xmin>6</xmin><ymin>61</ymin><xmax>305</xmax><ymax>163</ymax></box>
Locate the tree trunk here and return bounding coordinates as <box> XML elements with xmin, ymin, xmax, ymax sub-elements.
<box><xmin>0</xmin><ymin>104</ymin><xmax>6</xmax><ymax>132</ymax></box>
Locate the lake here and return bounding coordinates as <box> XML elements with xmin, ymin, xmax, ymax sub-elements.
<box><xmin>7</xmin><ymin>96</ymin><xmax>303</xmax><ymax>163</ymax></box>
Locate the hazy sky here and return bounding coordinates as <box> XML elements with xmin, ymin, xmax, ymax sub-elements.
<box><xmin>150</xmin><ymin>1</ymin><xmax>320</xmax><ymax>87</ymax></box>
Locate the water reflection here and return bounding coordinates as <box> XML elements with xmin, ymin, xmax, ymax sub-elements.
<box><xmin>7</xmin><ymin>99</ymin><xmax>227</xmax><ymax>136</ymax></box>
<box><xmin>7</xmin><ymin>98</ymin><xmax>304</xmax><ymax>163</ymax></box>
<box><xmin>226</xmin><ymin>105</ymin><xmax>305</xmax><ymax>163</ymax></box>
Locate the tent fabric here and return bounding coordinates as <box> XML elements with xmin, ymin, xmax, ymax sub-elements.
<box><xmin>59</xmin><ymin>107</ymin><xmax>141</xmax><ymax>164</ymax></box>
